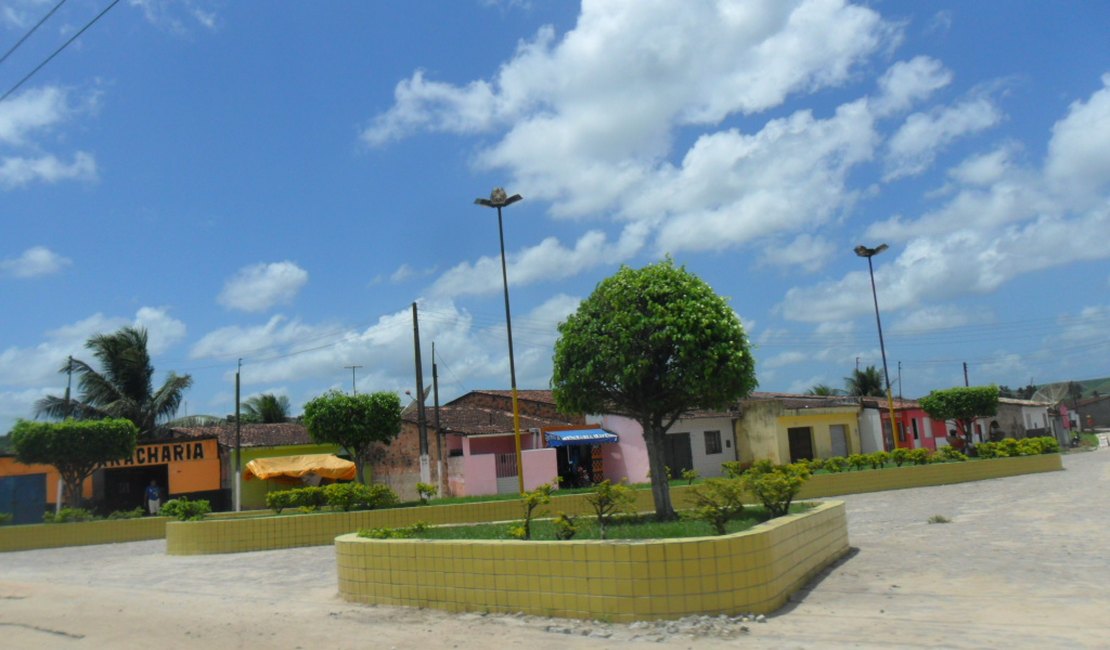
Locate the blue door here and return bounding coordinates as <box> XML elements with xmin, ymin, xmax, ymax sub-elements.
<box><xmin>0</xmin><ymin>473</ymin><xmax>47</xmax><ymax>525</ymax></box>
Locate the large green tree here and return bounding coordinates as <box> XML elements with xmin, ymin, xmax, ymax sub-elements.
<box><xmin>919</xmin><ymin>385</ymin><xmax>1000</xmax><ymax>448</ymax></box>
<box><xmin>302</xmin><ymin>390</ymin><xmax>402</xmax><ymax>484</ymax></box>
<box><xmin>12</xmin><ymin>418</ymin><xmax>138</xmax><ymax>507</ymax></box>
<box><xmin>34</xmin><ymin>327</ymin><xmax>192</xmax><ymax>438</ymax></box>
<box><xmin>242</xmin><ymin>393</ymin><xmax>291</xmax><ymax>423</ymax></box>
<box><xmin>845</xmin><ymin>365</ymin><xmax>885</xmax><ymax>397</ymax></box>
<box><xmin>551</xmin><ymin>259</ymin><xmax>757</xmax><ymax>520</ymax></box>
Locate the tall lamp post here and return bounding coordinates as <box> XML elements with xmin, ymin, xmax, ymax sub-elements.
<box><xmin>854</xmin><ymin>244</ymin><xmax>902</xmax><ymax>449</ymax></box>
<box><xmin>475</xmin><ymin>187</ymin><xmax>525</xmax><ymax>494</ymax></box>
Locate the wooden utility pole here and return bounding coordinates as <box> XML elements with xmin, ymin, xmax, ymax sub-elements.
<box><xmin>412</xmin><ymin>303</ymin><xmax>430</xmax><ymax>484</ymax></box>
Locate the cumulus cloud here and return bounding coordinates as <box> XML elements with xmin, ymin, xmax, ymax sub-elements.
<box><xmin>0</xmin><ymin>86</ymin><xmax>99</xmax><ymax>189</ymax></box>
<box><xmin>871</xmin><ymin>56</ymin><xmax>952</xmax><ymax>117</ymax></box>
<box><xmin>218</xmin><ymin>261</ymin><xmax>308</xmax><ymax>312</ymax></box>
<box><xmin>1045</xmin><ymin>73</ymin><xmax>1110</xmax><ymax>203</ymax></box>
<box><xmin>134</xmin><ymin>307</ymin><xmax>187</xmax><ymax>355</ymax></box>
<box><xmin>758</xmin><ymin>234</ymin><xmax>836</xmax><ymax>273</ymax></box>
<box><xmin>0</xmin><ymin>246</ymin><xmax>71</xmax><ymax>278</ymax></box>
<box><xmin>884</xmin><ymin>96</ymin><xmax>1002</xmax><ymax>180</ymax></box>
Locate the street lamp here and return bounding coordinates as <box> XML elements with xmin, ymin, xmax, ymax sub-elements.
<box><xmin>475</xmin><ymin>187</ymin><xmax>525</xmax><ymax>493</ymax></box>
<box><xmin>854</xmin><ymin>243</ymin><xmax>903</xmax><ymax>449</ymax></box>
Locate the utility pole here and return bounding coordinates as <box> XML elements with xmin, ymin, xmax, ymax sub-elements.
<box><xmin>234</xmin><ymin>358</ymin><xmax>242</xmax><ymax>512</ymax></box>
<box><xmin>856</xmin><ymin>356</ymin><xmax>860</xmax><ymax>372</ymax></box>
<box><xmin>432</xmin><ymin>341</ymin><xmax>444</xmax><ymax>496</ymax></box>
<box><xmin>344</xmin><ymin>365</ymin><xmax>363</xmax><ymax>395</ymax></box>
<box><xmin>64</xmin><ymin>355</ymin><xmax>74</xmax><ymax>418</ymax></box>
<box><xmin>963</xmin><ymin>362</ymin><xmax>970</xmax><ymax>387</ymax></box>
<box><xmin>412</xmin><ymin>303</ymin><xmax>430</xmax><ymax>484</ymax></box>
<box><xmin>897</xmin><ymin>361</ymin><xmax>903</xmax><ymax>400</ymax></box>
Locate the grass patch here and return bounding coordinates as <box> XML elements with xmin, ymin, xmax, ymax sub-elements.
<box><xmin>407</xmin><ymin>503</ymin><xmax>813</xmax><ymax>541</ymax></box>
<box><xmin>927</xmin><ymin>514</ymin><xmax>951</xmax><ymax>524</ymax></box>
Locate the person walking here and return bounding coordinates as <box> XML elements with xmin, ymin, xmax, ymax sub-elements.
<box><xmin>145</xmin><ymin>480</ymin><xmax>162</xmax><ymax>515</ymax></box>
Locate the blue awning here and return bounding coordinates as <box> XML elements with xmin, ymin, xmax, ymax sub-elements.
<box><xmin>545</xmin><ymin>428</ymin><xmax>619</xmax><ymax>447</ymax></box>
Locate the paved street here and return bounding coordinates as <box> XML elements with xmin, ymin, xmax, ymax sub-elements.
<box><xmin>1</xmin><ymin>449</ymin><xmax>1107</xmax><ymax>648</ymax></box>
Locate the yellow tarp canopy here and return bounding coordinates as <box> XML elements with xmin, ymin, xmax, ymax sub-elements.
<box><xmin>243</xmin><ymin>454</ymin><xmax>356</xmax><ymax>481</ymax></box>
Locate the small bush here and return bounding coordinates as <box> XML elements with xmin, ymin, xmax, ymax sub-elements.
<box><xmin>106</xmin><ymin>507</ymin><xmax>145</xmax><ymax>520</ymax></box>
<box><xmin>823</xmin><ymin>456</ymin><xmax>847</xmax><ymax>473</ymax></box>
<box><xmin>806</xmin><ymin>457</ymin><xmax>826</xmax><ymax>472</ymax></box>
<box><xmin>867</xmin><ymin>451</ymin><xmax>890</xmax><ymax>470</ymax></box>
<box><xmin>680</xmin><ymin>468</ymin><xmax>700</xmax><ymax>485</ymax></box>
<box><xmin>740</xmin><ymin>460</ymin><xmax>810</xmax><ymax>518</ymax></box>
<box><xmin>937</xmin><ymin>445</ymin><xmax>969</xmax><ymax>462</ymax></box>
<box><xmin>927</xmin><ymin>514</ymin><xmax>951</xmax><ymax>524</ymax></box>
<box><xmin>999</xmin><ymin>438</ymin><xmax>1020</xmax><ymax>457</ymax></box>
<box><xmin>515</xmin><ymin>483</ymin><xmax>553</xmax><ymax>540</ymax></box>
<box><xmin>358</xmin><ymin>522</ymin><xmax>428</xmax><ymax>539</ymax></box>
<box><xmin>266</xmin><ymin>489</ymin><xmax>294</xmax><ymax>514</ymax></box>
<box><xmin>292</xmin><ymin>486</ymin><xmax>328</xmax><ymax>510</ymax></box>
<box><xmin>415</xmin><ymin>482</ymin><xmax>437</xmax><ymax>504</ymax></box>
<box><xmin>847</xmin><ymin>453</ymin><xmax>868</xmax><ymax>471</ymax></box>
<box><xmin>687</xmin><ymin>478</ymin><xmax>745</xmax><ymax>535</ymax></box>
<box><xmin>721</xmin><ymin>461</ymin><xmax>746</xmax><ymax>478</ymax></box>
<box><xmin>584</xmin><ymin>480</ymin><xmax>635</xmax><ymax>540</ymax></box>
<box><xmin>890</xmin><ymin>448</ymin><xmax>911</xmax><ymax>467</ymax></box>
<box><xmin>909</xmin><ymin>448</ymin><xmax>933</xmax><ymax>465</ymax></box>
<box><xmin>553</xmin><ymin>512</ymin><xmax>578</xmax><ymax>540</ymax></box>
<box><xmin>0</xmin><ymin>512</ymin><xmax>13</xmax><ymax>525</ymax></box>
<box><xmin>44</xmin><ymin>507</ymin><xmax>98</xmax><ymax>523</ymax></box>
<box><xmin>324</xmin><ymin>482</ymin><xmax>398</xmax><ymax>511</ymax></box>
<box><xmin>160</xmin><ymin>497</ymin><xmax>211</xmax><ymax>521</ymax></box>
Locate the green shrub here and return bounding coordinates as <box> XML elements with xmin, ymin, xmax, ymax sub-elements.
<box><xmin>292</xmin><ymin>486</ymin><xmax>328</xmax><ymax>510</ymax></box>
<box><xmin>266</xmin><ymin>489</ymin><xmax>295</xmax><ymax>514</ymax></box>
<box><xmin>975</xmin><ymin>441</ymin><xmax>999</xmax><ymax>458</ymax></box>
<box><xmin>680</xmin><ymin>468</ymin><xmax>700</xmax><ymax>485</ymax></box>
<box><xmin>106</xmin><ymin>507</ymin><xmax>145</xmax><ymax>520</ymax></box>
<box><xmin>0</xmin><ymin>512</ymin><xmax>13</xmax><ymax>526</ymax></box>
<box><xmin>358</xmin><ymin>522</ymin><xmax>427</xmax><ymax>539</ymax></box>
<box><xmin>44</xmin><ymin>507</ymin><xmax>98</xmax><ymax>523</ymax></box>
<box><xmin>583</xmin><ymin>479</ymin><xmax>635</xmax><ymax>540</ymax></box>
<box><xmin>806</xmin><ymin>457</ymin><xmax>826</xmax><ymax>472</ymax></box>
<box><xmin>415</xmin><ymin>482</ymin><xmax>437</xmax><ymax>504</ymax></box>
<box><xmin>909</xmin><ymin>448</ymin><xmax>933</xmax><ymax>465</ymax></box>
<box><xmin>937</xmin><ymin>445</ymin><xmax>969</xmax><ymax>462</ymax></box>
<box><xmin>514</xmin><ymin>483</ymin><xmax>553</xmax><ymax>540</ymax></box>
<box><xmin>686</xmin><ymin>478</ymin><xmax>745</xmax><ymax>535</ymax></box>
<box><xmin>160</xmin><ymin>497</ymin><xmax>211</xmax><ymax>521</ymax></box>
<box><xmin>866</xmin><ymin>451</ymin><xmax>890</xmax><ymax>469</ymax></box>
<box><xmin>553</xmin><ymin>512</ymin><xmax>578</xmax><ymax>540</ymax></box>
<box><xmin>890</xmin><ymin>448</ymin><xmax>911</xmax><ymax>467</ymax></box>
<box><xmin>999</xmin><ymin>438</ymin><xmax>1020</xmax><ymax>457</ymax></box>
<box><xmin>740</xmin><ymin>460</ymin><xmax>810</xmax><ymax>518</ymax></box>
<box><xmin>1035</xmin><ymin>436</ymin><xmax>1060</xmax><ymax>454</ymax></box>
<box><xmin>823</xmin><ymin>456</ymin><xmax>847</xmax><ymax>473</ymax></box>
<box><xmin>324</xmin><ymin>482</ymin><xmax>398</xmax><ymax>511</ymax></box>
<box><xmin>847</xmin><ymin>453</ymin><xmax>868</xmax><ymax>471</ymax></box>
<box><xmin>721</xmin><ymin>461</ymin><xmax>746</xmax><ymax>478</ymax></box>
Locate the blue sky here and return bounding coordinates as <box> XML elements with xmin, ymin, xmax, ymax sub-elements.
<box><xmin>1</xmin><ymin>0</ymin><xmax>1109</xmax><ymax>433</ymax></box>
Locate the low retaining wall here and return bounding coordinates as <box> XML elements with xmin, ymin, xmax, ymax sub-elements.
<box><xmin>335</xmin><ymin>501</ymin><xmax>849</xmax><ymax>621</ymax></box>
<box><xmin>0</xmin><ymin>517</ymin><xmax>166</xmax><ymax>553</ymax></box>
<box><xmin>797</xmin><ymin>453</ymin><xmax>1062</xmax><ymax>498</ymax></box>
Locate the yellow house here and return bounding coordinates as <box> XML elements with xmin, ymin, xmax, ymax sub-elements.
<box><xmin>735</xmin><ymin>393</ymin><xmax>862</xmax><ymax>465</ymax></box>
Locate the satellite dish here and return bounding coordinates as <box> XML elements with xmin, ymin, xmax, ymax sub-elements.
<box><xmin>1030</xmin><ymin>383</ymin><xmax>1068</xmax><ymax>405</ymax></box>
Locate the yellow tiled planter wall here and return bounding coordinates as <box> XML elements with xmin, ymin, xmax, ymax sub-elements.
<box><xmin>166</xmin><ymin>453</ymin><xmax>1061</xmax><ymax>555</ymax></box>
<box><xmin>335</xmin><ymin>500</ymin><xmax>849</xmax><ymax>621</ymax></box>
<box><xmin>0</xmin><ymin>517</ymin><xmax>166</xmax><ymax>552</ymax></box>
<box><xmin>797</xmin><ymin>452</ymin><xmax>1062</xmax><ymax>498</ymax></box>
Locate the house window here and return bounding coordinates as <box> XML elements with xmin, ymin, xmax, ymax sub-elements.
<box><xmin>911</xmin><ymin>419</ymin><xmax>919</xmax><ymax>440</ymax></box>
<box><xmin>704</xmin><ymin>430</ymin><xmax>722</xmax><ymax>455</ymax></box>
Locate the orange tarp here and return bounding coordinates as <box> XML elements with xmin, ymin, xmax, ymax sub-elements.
<box><xmin>243</xmin><ymin>454</ymin><xmax>356</xmax><ymax>481</ymax></box>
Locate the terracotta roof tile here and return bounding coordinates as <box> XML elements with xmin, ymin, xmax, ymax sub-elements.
<box><xmin>168</xmin><ymin>423</ymin><xmax>314</xmax><ymax>448</ymax></box>
<box><xmin>403</xmin><ymin>405</ymin><xmax>576</xmax><ymax>436</ymax></box>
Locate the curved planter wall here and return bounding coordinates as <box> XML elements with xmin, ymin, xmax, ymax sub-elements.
<box><xmin>335</xmin><ymin>501</ymin><xmax>849</xmax><ymax>621</ymax></box>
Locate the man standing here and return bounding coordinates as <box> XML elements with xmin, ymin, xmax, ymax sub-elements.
<box><xmin>145</xmin><ymin>480</ymin><xmax>162</xmax><ymax>515</ymax></box>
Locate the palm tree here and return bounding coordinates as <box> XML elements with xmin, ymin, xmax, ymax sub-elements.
<box><xmin>845</xmin><ymin>365</ymin><xmax>885</xmax><ymax>397</ymax></box>
<box><xmin>806</xmin><ymin>383</ymin><xmax>843</xmax><ymax>396</ymax></box>
<box><xmin>35</xmin><ymin>326</ymin><xmax>192</xmax><ymax>438</ymax></box>
<box><xmin>241</xmin><ymin>393</ymin><xmax>291</xmax><ymax>423</ymax></box>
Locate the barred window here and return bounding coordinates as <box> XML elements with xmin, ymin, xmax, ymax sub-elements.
<box><xmin>704</xmin><ymin>430</ymin><xmax>722</xmax><ymax>455</ymax></box>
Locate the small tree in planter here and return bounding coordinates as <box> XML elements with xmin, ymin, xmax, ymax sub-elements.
<box><xmin>740</xmin><ymin>461</ymin><xmax>810</xmax><ymax>518</ymax></box>
<box><xmin>584</xmin><ymin>479</ymin><xmax>636</xmax><ymax>540</ymax></box>
<box><xmin>303</xmin><ymin>390</ymin><xmax>402</xmax><ymax>484</ymax></box>
<box><xmin>687</xmin><ymin>478</ymin><xmax>745</xmax><ymax>535</ymax></box>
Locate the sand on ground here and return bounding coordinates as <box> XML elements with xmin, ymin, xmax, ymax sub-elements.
<box><xmin>2</xmin><ymin>449</ymin><xmax>1108</xmax><ymax>649</ymax></box>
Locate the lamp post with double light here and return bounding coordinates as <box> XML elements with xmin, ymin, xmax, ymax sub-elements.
<box><xmin>855</xmin><ymin>243</ymin><xmax>902</xmax><ymax>449</ymax></box>
<box><xmin>475</xmin><ymin>188</ymin><xmax>525</xmax><ymax>493</ymax></box>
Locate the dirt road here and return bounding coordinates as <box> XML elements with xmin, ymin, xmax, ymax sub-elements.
<box><xmin>2</xmin><ymin>450</ymin><xmax>1107</xmax><ymax>649</ymax></box>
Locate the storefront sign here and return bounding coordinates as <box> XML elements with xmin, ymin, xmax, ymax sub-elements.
<box><xmin>104</xmin><ymin>441</ymin><xmax>206</xmax><ymax>467</ymax></box>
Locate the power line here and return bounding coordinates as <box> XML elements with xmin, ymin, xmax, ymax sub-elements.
<box><xmin>0</xmin><ymin>0</ymin><xmax>121</xmax><ymax>104</ymax></box>
<box><xmin>0</xmin><ymin>0</ymin><xmax>69</xmax><ymax>68</ymax></box>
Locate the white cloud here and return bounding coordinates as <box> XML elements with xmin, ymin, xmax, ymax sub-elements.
<box><xmin>0</xmin><ymin>87</ymin><xmax>69</xmax><ymax>146</ymax></box>
<box><xmin>871</xmin><ymin>56</ymin><xmax>952</xmax><ymax>117</ymax></box>
<box><xmin>134</xmin><ymin>307</ymin><xmax>187</xmax><ymax>355</ymax></box>
<box><xmin>763</xmin><ymin>350</ymin><xmax>807</xmax><ymax>370</ymax></box>
<box><xmin>889</xmin><ymin>304</ymin><xmax>986</xmax><ymax>334</ymax></box>
<box><xmin>884</xmin><ymin>97</ymin><xmax>1002</xmax><ymax>180</ymax></box>
<box><xmin>128</xmin><ymin>0</ymin><xmax>219</xmax><ymax>33</ymax></box>
<box><xmin>1045</xmin><ymin>73</ymin><xmax>1110</xmax><ymax>204</ymax></box>
<box><xmin>758</xmin><ymin>233</ymin><xmax>836</xmax><ymax>273</ymax></box>
<box><xmin>0</xmin><ymin>246</ymin><xmax>71</xmax><ymax>278</ymax></box>
<box><xmin>218</xmin><ymin>261</ymin><xmax>308</xmax><ymax>312</ymax></box>
<box><xmin>0</xmin><ymin>152</ymin><xmax>97</xmax><ymax>188</ymax></box>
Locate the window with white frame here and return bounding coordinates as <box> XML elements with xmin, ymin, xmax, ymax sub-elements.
<box><xmin>704</xmin><ymin>430</ymin><xmax>722</xmax><ymax>455</ymax></box>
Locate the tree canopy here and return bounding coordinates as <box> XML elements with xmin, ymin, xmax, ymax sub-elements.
<box><xmin>845</xmin><ymin>365</ymin><xmax>885</xmax><ymax>397</ymax></box>
<box><xmin>12</xmin><ymin>418</ymin><xmax>138</xmax><ymax>507</ymax></box>
<box><xmin>34</xmin><ymin>326</ymin><xmax>192</xmax><ymax>438</ymax></box>
<box><xmin>242</xmin><ymin>393</ymin><xmax>291</xmax><ymax>423</ymax></box>
<box><xmin>552</xmin><ymin>258</ymin><xmax>757</xmax><ymax>520</ymax></box>
<box><xmin>302</xmin><ymin>390</ymin><xmax>402</xmax><ymax>484</ymax></box>
<box><xmin>919</xmin><ymin>385</ymin><xmax>1000</xmax><ymax>447</ymax></box>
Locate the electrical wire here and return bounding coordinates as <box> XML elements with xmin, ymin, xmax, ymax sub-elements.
<box><xmin>0</xmin><ymin>0</ymin><xmax>68</xmax><ymax>68</ymax></box>
<box><xmin>0</xmin><ymin>0</ymin><xmax>121</xmax><ymax>104</ymax></box>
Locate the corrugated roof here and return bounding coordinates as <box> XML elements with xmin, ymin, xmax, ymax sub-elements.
<box><xmin>168</xmin><ymin>423</ymin><xmax>314</xmax><ymax>448</ymax></box>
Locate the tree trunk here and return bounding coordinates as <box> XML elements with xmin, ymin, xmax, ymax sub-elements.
<box><xmin>354</xmin><ymin>457</ymin><xmax>366</xmax><ymax>485</ymax></box>
<box><xmin>641</xmin><ymin>418</ymin><xmax>677</xmax><ymax>520</ymax></box>
<box><xmin>63</xmin><ymin>476</ymin><xmax>83</xmax><ymax>509</ymax></box>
